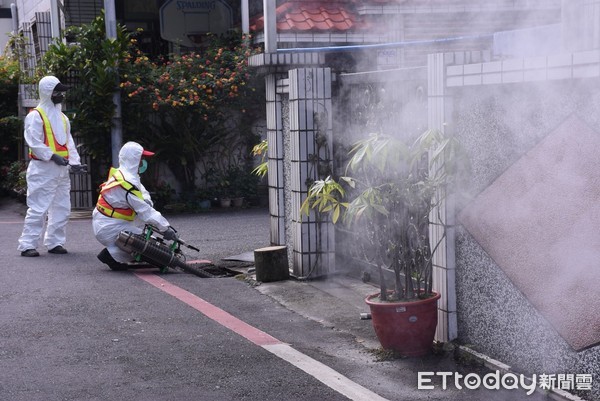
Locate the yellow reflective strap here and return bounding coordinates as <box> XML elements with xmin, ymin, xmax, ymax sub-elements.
<box><xmin>30</xmin><ymin>107</ymin><xmax>69</xmax><ymax>159</ymax></box>
<box><xmin>96</xmin><ymin>169</ymin><xmax>145</xmax><ymax>221</ymax></box>
<box><xmin>96</xmin><ymin>195</ymin><xmax>136</xmax><ymax>221</ymax></box>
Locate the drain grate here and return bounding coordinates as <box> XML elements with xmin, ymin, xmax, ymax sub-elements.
<box><xmin>182</xmin><ymin>262</ymin><xmax>235</xmax><ymax>278</ymax></box>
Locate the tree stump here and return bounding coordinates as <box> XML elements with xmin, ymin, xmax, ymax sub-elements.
<box><xmin>254</xmin><ymin>246</ymin><xmax>289</xmax><ymax>282</ymax></box>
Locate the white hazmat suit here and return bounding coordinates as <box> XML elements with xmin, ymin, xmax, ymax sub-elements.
<box><xmin>17</xmin><ymin>76</ymin><xmax>82</xmax><ymax>255</ymax></box>
<box><xmin>92</xmin><ymin>141</ymin><xmax>174</xmax><ymax>267</ymax></box>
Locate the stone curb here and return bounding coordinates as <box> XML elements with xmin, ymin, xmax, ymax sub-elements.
<box><xmin>457</xmin><ymin>345</ymin><xmax>587</xmax><ymax>401</ymax></box>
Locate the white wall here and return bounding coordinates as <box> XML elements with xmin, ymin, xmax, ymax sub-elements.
<box><xmin>0</xmin><ymin>17</ymin><xmax>12</xmax><ymax>53</ymax></box>
<box><xmin>15</xmin><ymin>0</ymin><xmax>50</xmax><ymax>28</ymax></box>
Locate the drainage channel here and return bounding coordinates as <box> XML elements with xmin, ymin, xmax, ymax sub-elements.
<box><xmin>181</xmin><ymin>260</ymin><xmax>237</xmax><ymax>278</ymax></box>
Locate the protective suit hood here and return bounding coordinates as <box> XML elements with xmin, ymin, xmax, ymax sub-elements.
<box><xmin>38</xmin><ymin>76</ymin><xmax>63</xmax><ymax>111</ymax></box>
<box><xmin>118</xmin><ymin>142</ymin><xmax>147</xmax><ymax>187</ymax></box>
<box><xmin>36</xmin><ymin>76</ymin><xmax>68</xmax><ymax>146</ymax></box>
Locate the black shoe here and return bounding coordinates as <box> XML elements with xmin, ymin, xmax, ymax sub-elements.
<box><xmin>48</xmin><ymin>245</ymin><xmax>68</xmax><ymax>254</ymax></box>
<box><xmin>97</xmin><ymin>248</ymin><xmax>128</xmax><ymax>271</ymax></box>
<box><xmin>21</xmin><ymin>249</ymin><xmax>40</xmax><ymax>257</ymax></box>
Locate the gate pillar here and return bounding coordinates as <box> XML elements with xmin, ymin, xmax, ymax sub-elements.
<box><xmin>288</xmin><ymin>68</ymin><xmax>334</xmax><ymax>278</ymax></box>
<box><xmin>265</xmin><ymin>67</ymin><xmax>335</xmax><ymax>278</ymax></box>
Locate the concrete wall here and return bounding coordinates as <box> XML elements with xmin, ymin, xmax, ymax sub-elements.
<box><xmin>14</xmin><ymin>0</ymin><xmax>50</xmax><ymax>27</ymax></box>
<box><xmin>449</xmin><ymin>58</ymin><xmax>600</xmax><ymax>400</ymax></box>
<box><xmin>0</xmin><ymin>14</ymin><xmax>12</xmax><ymax>53</ymax></box>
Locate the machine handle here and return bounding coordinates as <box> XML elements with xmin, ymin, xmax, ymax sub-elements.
<box><xmin>144</xmin><ymin>225</ymin><xmax>200</xmax><ymax>252</ymax></box>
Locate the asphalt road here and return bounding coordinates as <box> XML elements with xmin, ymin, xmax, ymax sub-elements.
<box><xmin>0</xmin><ymin>198</ymin><xmax>555</xmax><ymax>401</ymax></box>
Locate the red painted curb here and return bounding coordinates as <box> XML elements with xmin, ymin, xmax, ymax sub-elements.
<box><xmin>135</xmin><ymin>272</ymin><xmax>282</xmax><ymax>346</ymax></box>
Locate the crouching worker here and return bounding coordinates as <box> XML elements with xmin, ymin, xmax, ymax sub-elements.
<box><xmin>92</xmin><ymin>141</ymin><xmax>177</xmax><ymax>270</ymax></box>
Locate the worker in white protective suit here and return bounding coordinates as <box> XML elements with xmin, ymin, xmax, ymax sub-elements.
<box><xmin>92</xmin><ymin>141</ymin><xmax>178</xmax><ymax>270</ymax></box>
<box><xmin>18</xmin><ymin>75</ymin><xmax>86</xmax><ymax>257</ymax></box>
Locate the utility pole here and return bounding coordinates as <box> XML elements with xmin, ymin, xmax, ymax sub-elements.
<box><xmin>104</xmin><ymin>0</ymin><xmax>122</xmax><ymax>166</ymax></box>
<box><xmin>10</xmin><ymin>3</ymin><xmax>17</xmax><ymax>35</ymax></box>
<box><xmin>50</xmin><ymin>0</ymin><xmax>60</xmax><ymax>39</ymax></box>
<box><xmin>241</xmin><ymin>0</ymin><xmax>249</xmax><ymax>34</ymax></box>
<box><xmin>263</xmin><ymin>0</ymin><xmax>277</xmax><ymax>53</ymax></box>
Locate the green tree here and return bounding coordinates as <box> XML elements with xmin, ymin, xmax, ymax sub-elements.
<box><xmin>41</xmin><ymin>13</ymin><xmax>133</xmax><ymax>162</ymax></box>
<box><xmin>40</xmin><ymin>14</ymin><xmax>263</xmax><ymax>193</ymax></box>
<box><xmin>0</xmin><ymin>44</ymin><xmax>23</xmax><ymax>195</ymax></box>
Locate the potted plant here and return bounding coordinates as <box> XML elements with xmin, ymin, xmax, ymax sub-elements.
<box><xmin>194</xmin><ymin>189</ymin><xmax>212</xmax><ymax>210</ymax></box>
<box><xmin>213</xmin><ymin>168</ymin><xmax>234</xmax><ymax>207</ymax></box>
<box><xmin>222</xmin><ymin>164</ymin><xmax>260</xmax><ymax>207</ymax></box>
<box><xmin>301</xmin><ymin>128</ymin><xmax>464</xmax><ymax>356</ymax></box>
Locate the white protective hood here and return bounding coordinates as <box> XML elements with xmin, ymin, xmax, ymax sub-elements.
<box><xmin>37</xmin><ymin>76</ymin><xmax>67</xmax><ymax>145</ymax></box>
<box><xmin>118</xmin><ymin>141</ymin><xmax>145</xmax><ymax>187</ymax></box>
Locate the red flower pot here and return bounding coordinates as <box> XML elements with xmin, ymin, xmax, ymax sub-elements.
<box><xmin>365</xmin><ymin>291</ymin><xmax>440</xmax><ymax>357</ymax></box>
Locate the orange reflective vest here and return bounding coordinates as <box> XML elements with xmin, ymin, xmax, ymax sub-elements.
<box><xmin>28</xmin><ymin>107</ymin><xmax>69</xmax><ymax>160</ymax></box>
<box><xmin>96</xmin><ymin>168</ymin><xmax>144</xmax><ymax>221</ymax></box>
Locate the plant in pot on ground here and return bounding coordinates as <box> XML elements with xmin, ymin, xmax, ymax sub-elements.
<box><xmin>301</xmin><ymin>128</ymin><xmax>465</xmax><ymax>356</ymax></box>
<box><xmin>223</xmin><ymin>164</ymin><xmax>260</xmax><ymax>206</ymax></box>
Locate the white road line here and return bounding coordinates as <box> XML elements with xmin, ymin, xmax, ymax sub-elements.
<box><xmin>264</xmin><ymin>343</ymin><xmax>389</xmax><ymax>401</ymax></box>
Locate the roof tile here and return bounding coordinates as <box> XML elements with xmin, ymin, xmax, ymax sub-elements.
<box><xmin>252</xmin><ymin>1</ymin><xmax>363</xmax><ymax>33</ymax></box>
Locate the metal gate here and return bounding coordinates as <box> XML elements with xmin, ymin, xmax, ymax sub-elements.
<box><xmin>69</xmin><ymin>135</ymin><xmax>94</xmax><ymax>210</ymax></box>
<box><xmin>332</xmin><ymin>67</ymin><xmax>429</xmax><ymax>274</ymax></box>
<box><xmin>63</xmin><ymin>71</ymin><xmax>95</xmax><ymax>210</ymax></box>
<box><xmin>335</xmin><ymin>67</ymin><xmax>428</xmax><ymax>151</ymax></box>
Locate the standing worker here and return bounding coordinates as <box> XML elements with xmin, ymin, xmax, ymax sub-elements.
<box><xmin>92</xmin><ymin>141</ymin><xmax>178</xmax><ymax>270</ymax></box>
<box><xmin>18</xmin><ymin>75</ymin><xmax>86</xmax><ymax>257</ymax></box>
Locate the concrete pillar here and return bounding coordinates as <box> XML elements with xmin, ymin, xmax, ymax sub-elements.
<box><xmin>427</xmin><ymin>53</ymin><xmax>457</xmax><ymax>343</ymax></box>
<box><xmin>288</xmin><ymin>68</ymin><xmax>334</xmax><ymax>278</ymax></box>
<box><xmin>265</xmin><ymin>74</ymin><xmax>286</xmax><ymax>246</ymax></box>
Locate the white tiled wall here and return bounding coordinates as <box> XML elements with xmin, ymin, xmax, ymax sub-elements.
<box><xmin>447</xmin><ymin>50</ymin><xmax>600</xmax><ymax>88</ymax></box>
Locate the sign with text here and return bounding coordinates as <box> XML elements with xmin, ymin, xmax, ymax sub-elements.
<box><xmin>377</xmin><ymin>48</ymin><xmax>400</xmax><ymax>70</ymax></box>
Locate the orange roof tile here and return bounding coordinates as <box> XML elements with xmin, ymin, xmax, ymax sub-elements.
<box><xmin>250</xmin><ymin>0</ymin><xmax>556</xmax><ymax>34</ymax></box>
<box><xmin>252</xmin><ymin>1</ymin><xmax>365</xmax><ymax>33</ymax></box>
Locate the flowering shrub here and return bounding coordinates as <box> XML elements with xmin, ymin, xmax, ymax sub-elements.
<box><xmin>121</xmin><ymin>33</ymin><xmax>255</xmax><ymax>119</ymax></box>
<box><xmin>0</xmin><ymin>56</ymin><xmax>20</xmax><ymax>85</ymax></box>
<box><xmin>120</xmin><ymin>32</ymin><xmax>262</xmax><ymax>191</ymax></box>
